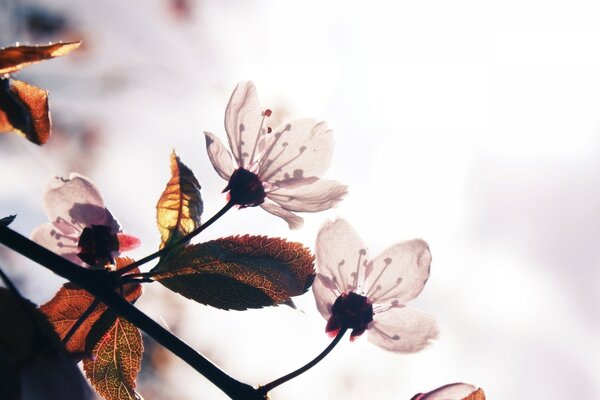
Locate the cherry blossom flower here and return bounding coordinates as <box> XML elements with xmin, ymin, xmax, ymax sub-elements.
<box><xmin>31</xmin><ymin>173</ymin><xmax>140</xmax><ymax>268</ymax></box>
<box><xmin>204</xmin><ymin>81</ymin><xmax>348</xmax><ymax>229</ymax></box>
<box><xmin>312</xmin><ymin>218</ymin><xmax>438</xmax><ymax>352</ymax></box>
<box><xmin>411</xmin><ymin>383</ymin><xmax>486</xmax><ymax>400</ymax></box>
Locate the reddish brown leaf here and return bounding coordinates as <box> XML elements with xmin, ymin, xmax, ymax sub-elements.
<box><xmin>0</xmin><ymin>79</ymin><xmax>50</xmax><ymax>145</ymax></box>
<box><xmin>151</xmin><ymin>235</ymin><xmax>315</xmax><ymax>310</ymax></box>
<box><xmin>83</xmin><ymin>317</ymin><xmax>142</xmax><ymax>400</ymax></box>
<box><xmin>464</xmin><ymin>388</ymin><xmax>486</xmax><ymax>400</ymax></box>
<box><xmin>0</xmin><ymin>41</ymin><xmax>80</xmax><ymax>74</ymax></box>
<box><xmin>40</xmin><ymin>258</ymin><xmax>142</xmax><ymax>354</ymax></box>
<box><xmin>156</xmin><ymin>150</ymin><xmax>203</xmax><ymax>250</ymax></box>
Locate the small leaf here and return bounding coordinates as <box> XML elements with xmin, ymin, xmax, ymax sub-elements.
<box><xmin>464</xmin><ymin>388</ymin><xmax>486</xmax><ymax>400</ymax></box>
<box><xmin>0</xmin><ymin>215</ymin><xmax>16</xmax><ymax>227</ymax></box>
<box><xmin>40</xmin><ymin>257</ymin><xmax>142</xmax><ymax>355</ymax></box>
<box><xmin>0</xmin><ymin>79</ymin><xmax>50</xmax><ymax>145</ymax></box>
<box><xmin>156</xmin><ymin>150</ymin><xmax>203</xmax><ymax>250</ymax></box>
<box><xmin>0</xmin><ymin>41</ymin><xmax>80</xmax><ymax>75</ymax></box>
<box><xmin>151</xmin><ymin>235</ymin><xmax>315</xmax><ymax>310</ymax></box>
<box><xmin>83</xmin><ymin>316</ymin><xmax>143</xmax><ymax>400</ymax></box>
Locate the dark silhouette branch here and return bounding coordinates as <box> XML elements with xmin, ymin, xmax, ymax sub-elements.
<box><xmin>0</xmin><ymin>225</ymin><xmax>265</xmax><ymax>400</ymax></box>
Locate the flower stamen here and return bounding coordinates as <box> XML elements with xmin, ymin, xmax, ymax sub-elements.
<box><xmin>247</xmin><ymin>109</ymin><xmax>271</xmax><ymax>170</ymax></box>
<box><xmin>366</xmin><ymin>257</ymin><xmax>393</xmax><ymax>298</ymax></box>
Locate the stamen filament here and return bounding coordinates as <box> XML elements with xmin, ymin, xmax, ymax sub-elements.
<box><xmin>247</xmin><ymin>113</ymin><xmax>268</xmax><ymax>169</ymax></box>
<box><xmin>260</xmin><ymin>146</ymin><xmax>306</xmax><ymax>183</ymax></box>
<box><xmin>353</xmin><ymin>250</ymin><xmax>365</xmax><ymax>291</ymax></box>
<box><xmin>257</xmin><ymin>127</ymin><xmax>288</xmax><ymax>171</ymax></box>
<box><xmin>366</xmin><ymin>258</ymin><xmax>392</xmax><ymax>298</ymax></box>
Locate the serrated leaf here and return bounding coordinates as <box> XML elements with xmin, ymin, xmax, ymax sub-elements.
<box><xmin>156</xmin><ymin>150</ymin><xmax>203</xmax><ymax>250</ymax></box>
<box><xmin>0</xmin><ymin>215</ymin><xmax>16</xmax><ymax>226</ymax></box>
<box><xmin>151</xmin><ymin>235</ymin><xmax>315</xmax><ymax>310</ymax></box>
<box><xmin>0</xmin><ymin>42</ymin><xmax>80</xmax><ymax>75</ymax></box>
<box><xmin>40</xmin><ymin>258</ymin><xmax>142</xmax><ymax>355</ymax></box>
<box><xmin>83</xmin><ymin>316</ymin><xmax>142</xmax><ymax>400</ymax></box>
<box><xmin>0</xmin><ymin>79</ymin><xmax>50</xmax><ymax>145</ymax></box>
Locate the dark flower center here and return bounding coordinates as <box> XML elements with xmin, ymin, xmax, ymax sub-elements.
<box><xmin>224</xmin><ymin>168</ymin><xmax>267</xmax><ymax>208</ymax></box>
<box><xmin>77</xmin><ymin>225</ymin><xmax>119</xmax><ymax>267</ymax></box>
<box><xmin>326</xmin><ymin>292</ymin><xmax>374</xmax><ymax>338</ymax></box>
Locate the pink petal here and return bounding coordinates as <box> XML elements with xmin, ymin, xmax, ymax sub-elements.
<box><xmin>31</xmin><ymin>223</ymin><xmax>85</xmax><ymax>266</ymax></box>
<box><xmin>259</xmin><ymin>200</ymin><xmax>304</xmax><ymax>229</ymax></box>
<box><xmin>117</xmin><ymin>233</ymin><xmax>141</xmax><ymax>251</ymax></box>
<box><xmin>315</xmin><ymin>218</ymin><xmax>369</xmax><ymax>294</ymax></box>
<box><xmin>367</xmin><ymin>306</ymin><xmax>438</xmax><ymax>352</ymax></box>
<box><xmin>43</xmin><ymin>173</ymin><xmax>118</xmax><ymax>231</ymax></box>
<box><xmin>311</xmin><ymin>273</ymin><xmax>340</xmax><ymax>320</ymax></box>
<box><xmin>258</xmin><ymin>119</ymin><xmax>334</xmax><ymax>184</ymax></box>
<box><xmin>268</xmin><ymin>178</ymin><xmax>348</xmax><ymax>212</ymax></box>
<box><xmin>415</xmin><ymin>383</ymin><xmax>479</xmax><ymax>400</ymax></box>
<box><xmin>204</xmin><ymin>131</ymin><xmax>236</xmax><ymax>180</ymax></box>
<box><xmin>224</xmin><ymin>81</ymin><xmax>265</xmax><ymax>168</ymax></box>
<box><xmin>364</xmin><ymin>239</ymin><xmax>431</xmax><ymax>305</ymax></box>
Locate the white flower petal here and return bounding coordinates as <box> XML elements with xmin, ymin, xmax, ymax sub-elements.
<box><xmin>416</xmin><ymin>383</ymin><xmax>479</xmax><ymax>400</ymax></box>
<box><xmin>315</xmin><ymin>218</ymin><xmax>369</xmax><ymax>293</ymax></box>
<box><xmin>365</xmin><ymin>239</ymin><xmax>431</xmax><ymax>305</ymax></box>
<box><xmin>268</xmin><ymin>179</ymin><xmax>348</xmax><ymax>212</ymax></box>
<box><xmin>224</xmin><ymin>81</ymin><xmax>265</xmax><ymax>168</ymax></box>
<box><xmin>31</xmin><ymin>223</ymin><xmax>84</xmax><ymax>266</ymax></box>
<box><xmin>368</xmin><ymin>306</ymin><xmax>438</xmax><ymax>352</ymax></box>
<box><xmin>43</xmin><ymin>173</ymin><xmax>119</xmax><ymax>231</ymax></box>
<box><xmin>259</xmin><ymin>200</ymin><xmax>304</xmax><ymax>229</ymax></box>
<box><xmin>204</xmin><ymin>131</ymin><xmax>236</xmax><ymax>180</ymax></box>
<box><xmin>258</xmin><ymin>119</ymin><xmax>334</xmax><ymax>184</ymax></box>
<box><xmin>311</xmin><ymin>273</ymin><xmax>340</xmax><ymax>320</ymax></box>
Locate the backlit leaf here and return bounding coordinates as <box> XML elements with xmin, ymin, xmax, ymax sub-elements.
<box><xmin>0</xmin><ymin>79</ymin><xmax>50</xmax><ymax>145</ymax></box>
<box><xmin>156</xmin><ymin>150</ymin><xmax>203</xmax><ymax>250</ymax></box>
<box><xmin>40</xmin><ymin>257</ymin><xmax>142</xmax><ymax>355</ymax></box>
<box><xmin>464</xmin><ymin>388</ymin><xmax>486</xmax><ymax>400</ymax></box>
<box><xmin>151</xmin><ymin>235</ymin><xmax>315</xmax><ymax>310</ymax></box>
<box><xmin>0</xmin><ymin>41</ymin><xmax>80</xmax><ymax>75</ymax></box>
<box><xmin>83</xmin><ymin>315</ymin><xmax>142</xmax><ymax>400</ymax></box>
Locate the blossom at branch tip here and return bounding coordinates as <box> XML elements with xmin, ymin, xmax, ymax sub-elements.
<box><xmin>312</xmin><ymin>218</ymin><xmax>438</xmax><ymax>352</ymax></box>
<box><xmin>31</xmin><ymin>173</ymin><xmax>140</xmax><ymax>268</ymax></box>
<box><xmin>411</xmin><ymin>383</ymin><xmax>485</xmax><ymax>400</ymax></box>
<box><xmin>204</xmin><ymin>81</ymin><xmax>348</xmax><ymax>229</ymax></box>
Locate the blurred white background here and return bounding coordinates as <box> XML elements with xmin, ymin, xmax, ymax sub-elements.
<box><xmin>1</xmin><ymin>0</ymin><xmax>600</xmax><ymax>398</ymax></box>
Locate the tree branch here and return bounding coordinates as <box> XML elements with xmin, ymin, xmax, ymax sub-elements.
<box><xmin>0</xmin><ymin>225</ymin><xmax>265</xmax><ymax>400</ymax></box>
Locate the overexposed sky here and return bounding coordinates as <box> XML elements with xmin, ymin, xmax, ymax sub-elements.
<box><xmin>2</xmin><ymin>0</ymin><xmax>600</xmax><ymax>399</ymax></box>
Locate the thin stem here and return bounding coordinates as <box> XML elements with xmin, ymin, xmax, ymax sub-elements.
<box><xmin>0</xmin><ymin>225</ymin><xmax>263</xmax><ymax>400</ymax></box>
<box><xmin>258</xmin><ymin>327</ymin><xmax>348</xmax><ymax>395</ymax></box>
<box><xmin>116</xmin><ymin>200</ymin><xmax>235</xmax><ymax>276</ymax></box>
<box><xmin>62</xmin><ymin>298</ymin><xmax>101</xmax><ymax>346</ymax></box>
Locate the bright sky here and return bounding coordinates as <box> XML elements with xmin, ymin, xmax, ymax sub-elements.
<box><xmin>2</xmin><ymin>0</ymin><xmax>600</xmax><ymax>399</ymax></box>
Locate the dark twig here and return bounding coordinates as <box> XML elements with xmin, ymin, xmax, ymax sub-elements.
<box><xmin>62</xmin><ymin>298</ymin><xmax>101</xmax><ymax>346</ymax></box>
<box><xmin>116</xmin><ymin>200</ymin><xmax>235</xmax><ymax>276</ymax></box>
<box><xmin>0</xmin><ymin>225</ymin><xmax>263</xmax><ymax>400</ymax></box>
<box><xmin>258</xmin><ymin>327</ymin><xmax>348</xmax><ymax>395</ymax></box>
